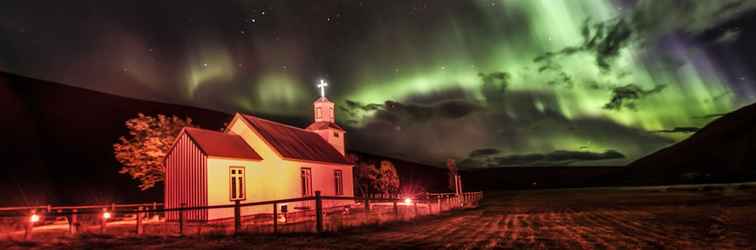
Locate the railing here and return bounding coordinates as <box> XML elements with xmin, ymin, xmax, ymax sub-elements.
<box><xmin>0</xmin><ymin>192</ymin><xmax>483</xmax><ymax>240</ymax></box>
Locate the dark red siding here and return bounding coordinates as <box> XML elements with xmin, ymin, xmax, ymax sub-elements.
<box><xmin>165</xmin><ymin>133</ymin><xmax>208</xmax><ymax>222</ymax></box>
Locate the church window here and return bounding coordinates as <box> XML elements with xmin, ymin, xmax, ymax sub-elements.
<box><xmin>301</xmin><ymin>168</ymin><xmax>313</xmax><ymax>197</ymax></box>
<box><xmin>229</xmin><ymin>167</ymin><xmax>246</xmax><ymax>201</ymax></box>
<box><xmin>334</xmin><ymin>170</ymin><xmax>343</xmax><ymax>195</ymax></box>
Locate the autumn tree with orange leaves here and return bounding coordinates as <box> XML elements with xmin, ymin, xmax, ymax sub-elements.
<box><xmin>114</xmin><ymin>113</ymin><xmax>195</xmax><ymax>190</ymax></box>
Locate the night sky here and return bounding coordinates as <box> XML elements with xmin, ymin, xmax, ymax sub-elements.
<box><xmin>2</xmin><ymin>0</ymin><xmax>756</xmax><ymax>167</ymax></box>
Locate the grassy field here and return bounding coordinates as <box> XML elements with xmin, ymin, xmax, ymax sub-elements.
<box><xmin>3</xmin><ymin>186</ymin><xmax>756</xmax><ymax>249</ymax></box>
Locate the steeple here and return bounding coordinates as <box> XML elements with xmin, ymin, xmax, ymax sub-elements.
<box><xmin>307</xmin><ymin>79</ymin><xmax>345</xmax><ymax>155</ymax></box>
<box><xmin>313</xmin><ymin>79</ymin><xmax>335</xmax><ymax>123</ymax></box>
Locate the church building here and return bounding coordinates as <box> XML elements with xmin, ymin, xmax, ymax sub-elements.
<box><xmin>163</xmin><ymin>82</ymin><xmax>353</xmax><ymax>221</ymax></box>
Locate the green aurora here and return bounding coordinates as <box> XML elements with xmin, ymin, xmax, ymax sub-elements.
<box><xmin>3</xmin><ymin>0</ymin><xmax>755</xmax><ymax>167</ymax></box>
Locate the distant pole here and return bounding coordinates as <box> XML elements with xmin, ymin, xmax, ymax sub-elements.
<box><xmin>70</xmin><ymin>209</ymin><xmax>78</xmax><ymax>235</ymax></box>
<box><xmin>136</xmin><ymin>206</ymin><xmax>144</xmax><ymax>235</ymax></box>
<box><xmin>315</xmin><ymin>191</ymin><xmax>323</xmax><ymax>233</ymax></box>
<box><xmin>413</xmin><ymin>201</ymin><xmax>418</xmax><ymax>218</ymax></box>
<box><xmin>364</xmin><ymin>195</ymin><xmax>370</xmax><ymax>211</ymax></box>
<box><xmin>393</xmin><ymin>200</ymin><xmax>399</xmax><ymax>219</ymax></box>
<box><xmin>273</xmin><ymin>202</ymin><xmax>278</xmax><ymax>234</ymax></box>
<box><xmin>428</xmin><ymin>200</ymin><xmax>432</xmax><ymax>215</ymax></box>
<box><xmin>152</xmin><ymin>202</ymin><xmax>157</xmax><ymax>218</ymax></box>
<box><xmin>234</xmin><ymin>200</ymin><xmax>241</xmax><ymax>235</ymax></box>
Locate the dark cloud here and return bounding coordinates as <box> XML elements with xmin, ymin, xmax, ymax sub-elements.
<box><xmin>341</xmin><ymin>98</ymin><xmax>483</xmax><ymax>125</ymax></box>
<box><xmin>347</xmin><ymin>89</ymin><xmax>674</xmax><ymax>166</ymax></box>
<box><xmin>534</xmin><ymin>18</ymin><xmax>634</xmax><ymax>72</ymax></box>
<box><xmin>547</xmin><ymin>71</ymin><xmax>574</xmax><ymax>88</ymax></box>
<box><xmin>695</xmin><ymin>113</ymin><xmax>728</xmax><ymax>119</ymax></box>
<box><xmin>438</xmin><ymin>100</ymin><xmax>484</xmax><ymax>119</ymax></box>
<box><xmin>603</xmin><ymin>84</ymin><xmax>667</xmax><ymax>111</ymax></box>
<box><xmin>460</xmin><ymin>149</ymin><xmax>626</xmax><ymax>167</ymax></box>
<box><xmin>468</xmin><ymin>148</ymin><xmax>500</xmax><ymax>158</ymax></box>
<box><xmin>715</xmin><ymin>28</ymin><xmax>742</xmax><ymax>44</ymax></box>
<box><xmin>478</xmin><ymin>72</ymin><xmax>510</xmax><ymax>104</ymax></box>
<box><xmin>651</xmin><ymin>127</ymin><xmax>700</xmax><ymax>133</ymax></box>
<box><xmin>494</xmin><ymin>150</ymin><xmax>625</xmax><ymax>166</ymax></box>
<box><xmin>533</xmin><ymin>1</ymin><xmax>756</xmax><ymax>73</ymax></box>
<box><xmin>592</xmin><ymin>19</ymin><xmax>633</xmax><ymax>71</ymax></box>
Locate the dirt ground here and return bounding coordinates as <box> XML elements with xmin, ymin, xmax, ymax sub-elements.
<box><xmin>4</xmin><ymin>187</ymin><xmax>756</xmax><ymax>249</ymax></box>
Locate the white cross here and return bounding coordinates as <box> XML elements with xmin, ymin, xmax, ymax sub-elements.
<box><xmin>317</xmin><ymin>79</ymin><xmax>328</xmax><ymax>97</ymax></box>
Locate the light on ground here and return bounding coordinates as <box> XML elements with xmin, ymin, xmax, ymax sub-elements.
<box><xmin>29</xmin><ymin>214</ymin><xmax>40</xmax><ymax>223</ymax></box>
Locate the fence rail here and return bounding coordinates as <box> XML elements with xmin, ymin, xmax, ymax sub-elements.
<box><xmin>0</xmin><ymin>191</ymin><xmax>483</xmax><ymax>240</ymax></box>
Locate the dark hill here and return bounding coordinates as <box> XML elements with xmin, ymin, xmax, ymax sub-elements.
<box><xmin>0</xmin><ymin>71</ymin><xmax>235</xmax><ymax>206</ymax></box>
<box><xmin>627</xmin><ymin>103</ymin><xmax>756</xmax><ymax>184</ymax></box>
<box><xmin>461</xmin><ymin>166</ymin><xmax>626</xmax><ymax>191</ymax></box>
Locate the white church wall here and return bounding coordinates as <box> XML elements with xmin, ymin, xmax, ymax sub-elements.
<box><xmin>200</xmin><ymin>114</ymin><xmax>354</xmax><ymax>220</ymax></box>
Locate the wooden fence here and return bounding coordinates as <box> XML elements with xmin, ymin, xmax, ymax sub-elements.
<box><xmin>0</xmin><ymin>191</ymin><xmax>483</xmax><ymax>240</ymax></box>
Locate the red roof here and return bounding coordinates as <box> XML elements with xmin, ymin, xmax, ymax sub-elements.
<box><xmin>306</xmin><ymin>121</ymin><xmax>345</xmax><ymax>131</ymax></box>
<box><xmin>184</xmin><ymin>128</ymin><xmax>262</xmax><ymax>160</ymax></box>
<box><xmin>241</xmin><ymin>114</ymin><xmax>351</xmax><ymax>165</ymax></box>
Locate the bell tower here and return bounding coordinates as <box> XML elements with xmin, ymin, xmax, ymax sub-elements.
<box><xmin>307</xmin><ymin>80</ymin><xmax>346</xmax><ymax>155</ymax></box>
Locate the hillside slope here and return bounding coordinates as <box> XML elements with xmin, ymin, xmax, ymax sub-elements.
<box><xmin>627</xmin><ymin>103</ymin><xmax>756</xmax><ymax>184</ymax></box>
<box><xmin>0</xmin><ymin>72</ymin><xmax>233</xmax><ymax>206</ymax></box>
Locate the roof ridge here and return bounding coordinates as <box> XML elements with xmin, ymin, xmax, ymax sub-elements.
<box><xmin>185</xmin><ymin>127</ymin><xmax>235</xmax><ymax>136</ymax></box>
<box><xmin>240</xmin><ymin>113</ymin><xmax>315</xmax><ymax>133</ymax></box>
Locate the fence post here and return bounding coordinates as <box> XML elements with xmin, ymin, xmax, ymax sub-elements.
<box><xmin>436</xmin><ymin>198</ymin><xmax>441</xmax><ymax>214</ymax></box>
<box><xmin>24</xmin><ymin>209</ymin><xmax>34</xmax><ymax>240</ymax></box>
<box><xmin>152</xmin><ymin>202</ymin><xmax>157</xmax><ymax>218</ymax></box>
<box><xmin>413</xmin><ymin>201</ymin><xmax>418</xmax><ymax>218</ymax></box>
<box><xmin>70</xmin><ymin>209</ymin><xmax>78</xmax><ymax>235</ymax></box>
<box><xmin>179</xmin><ymin>203</ymin><xmax>186</xmax><ymax>236</ymax></box>
<box><xmin>364</xmin><ymin>196</ymin><xmax>370</xmax><ymax>212</ymax></box>
<box><xmin>234</xmin><ymin>200</ymin><xmax>241</xmax><ymax>235</ymax></box>
<box><xmin>315</xmin><ymin>191</ymin><xmax>323</xmax><ymax>233</ymax></box>
<box><xmin>393</xmin><ymin>200</ymin><xmax>399</xmax><ymax>219</ymax></box>
<box><xmin>273</xmin><ymin>202</ymin><xmax>278</xmax><ymax>234</ymax></box>
<box><xmin>136</xmin><ymin>206</ymin><xmax>144</xmax><ymax>235</ymax></box>
<box><xmin>427</xmin><ymin>200</ymin><xmax>432</xmax><ymax>215</ymax></box>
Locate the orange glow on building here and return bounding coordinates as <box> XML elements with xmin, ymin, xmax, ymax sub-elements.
<box><xmin>165</xmin><ymin>91</ymin><xmax>354</xmax><ymax>221</ymax></box>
